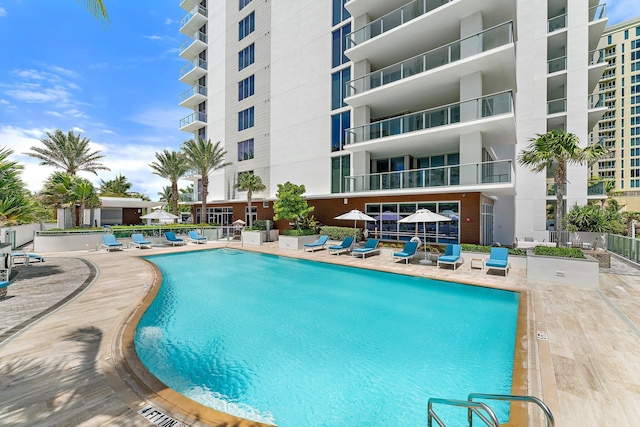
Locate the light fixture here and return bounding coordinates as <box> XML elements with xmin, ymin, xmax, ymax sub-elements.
<box><xmin>344</xmin><ymin>198</ymin><xmax>348</xmax><ymax>204</ymax></box>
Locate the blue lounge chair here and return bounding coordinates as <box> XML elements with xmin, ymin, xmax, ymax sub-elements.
<box><xmin>303</xmin><ymin>235</ymin><xmax>329</xmax><ymax>252</ymax></box>
<box><xmin>486</xmin><ymin>247</ymin><xmax>510</xmax><ymax>276</ymax></box>
<box><xmin>328</xmin><ymin>237</ymin><xmax>355</xmax><ymax>255</ymax></box>
<box><xmin>0</xmin><ymin>261</ymin><xmax>9</xmax><ymax>298</ymax></box>
<box><xmin>351</xmin><ymin>239</ymin><xmax>380</xmax><ymax>258</ymax></box>
<box><xmin>0</xmin><ymin>280</ymin><xmax>8</xmax><ymax>299</ymax></box>
<box><xmin>165</xmin><ymin>231</ymin><xmax>186</xmax><ymax>246</ymax></box>
<box><xmin>187</xmin><ymin>230</ymin><xmax>208</xmax><ymax>244</ymax></box>
<box><xmin>100</xmin><ymin>234</ymin><xmax>123</xmax><ymax>251</ymax></box>
<box><xmin>10</xmin><ymin>252</ymin><xmax>45</xmax><ymax>266</ymax></box>
<box><xmin>437</xmin><ymin>244</ymin><xmax>463</xmax><ymax>270</ymax></box>
<box><xmin>131</xmin><ymin>233</ymin><xmax>152</xmax><ymax>249</ymax></box>
<box><xmin>392</xmin><ymin>241</ymin><xmax>419</xmax><ymax>264</ymax></box>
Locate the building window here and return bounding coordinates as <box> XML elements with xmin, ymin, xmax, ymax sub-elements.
<box><xmin>238</xmin><ymin>107</ymin><xmax>255</xmax><ymax>131</ymax></box>
<box><xmin>331</xmin><ymin>67</ymin><xmax>351</xmax><ymax>110</ymax></box>
<box><xmin>332</xmin><ymin>23</ymin><xmax>351</xmax><ymax>68</ymax></box>
<box><xmin>626</xmin><ymin>29</ymin><xmax>630</xmax><ymax>40</ymax></box>
<box><xmin>239</xmin><ymin>11</ymin><xmax>255</xmax><ymax>41</ymax></box>
<box><xmin>238</xmin><ymin>75</ymin><xmax>255</xmax><ymax>100</ymax></box>
<box><xmin>238</xmin><ymin>43</ymin><xmax>255</xmax><ymax>70</ymax></box>
<box><xmin>608</xmin><ymin>35</ymin><xmax>612</xmax><ymax>45</ymax></box>
<box><xmin>197</xmin><ymin>127</ymin><xmax>206</xmax><ymax>140</ymax></box>
<box><xmin>239</xmin><ymin>0</ymin><xmax>252</xmax><ymax>10</ymax></box>
<box><xmin>637</xmin><ymin>26</ymin><xmax>640</xmax><ymax>36</ymax></box>
<box><xmin>238</xmin><ymin>138</ymin><xmax>254</xmax><ymax>161</ymax></box>
<box><xmin>332</xmin><ymin>0</ymin><xmax>351</xmax><ymax>26</ymax></box>
<box><xmin>331</xmin><ymin>155</ymin><xmax>350</xmax><ymax>193</ymax></box>
<box><xmin>331</xmin><ymin>110</ymin><xmax>350</xmax><ymax>152</ymax></box>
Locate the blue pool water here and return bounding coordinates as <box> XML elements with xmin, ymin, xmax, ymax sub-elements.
<box><xmin>136</xmin><ymin>249</ymin><xmax>519</xmax><ymax>426</ymax></box>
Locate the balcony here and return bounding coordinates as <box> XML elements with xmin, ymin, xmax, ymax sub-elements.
<box><xmin>344</xmin><ymin>0</ymin><xmax>409</xmax><ymax>21</ymax></box>
<box><xmin>343</xmin><ymin>160</ymin><xmax>514</xmax><ymax>197</ymax></box>
<box><xmin>598</xmin><ymin>83</ymin><xmax>615</xmax><ymax>91</ymax></box>
<box><xmin>179</xmin><ymin>84</ymin><xmax>207</xmax><ymax>109</ymax></box>
<box><xmin>547</xmin><ymin>56</ymin><xmax>567</xmax><ymax>74</ymax></box>
<box><xmin>344</xmin><ymin>0</ymin><xmax>516</xmax><ymax>67</ymax></box>
<box><xmin>179</xmin><ymin>0</ymin><xmax>200</xmax><ymax>11</ymax></box>
<box><xmin>179</xmin><ymin>58</ymin><xmax>207</xmax><ymax>83</ymax></box>
<box><xmin>588</xmin><ymin>4</ymin><xmax>607</xmax><ymax>51</ymax></box>
<box><xmin>589</xmin><ymin>93</ymin><xmax>607</xmax><ymax>129</ymax></box>
<box><xmin>346</xmin><ymin>0</ymin><xmax>455</xmax><ymax>49</ymax></box>
<box><xmin>547</xmin><ymin>98</ymin><xmax>566</xmax><ymax>115</ymax></box>
<box><xmin>588</xmin><ymin>48</ymin><xmax>608</xmax><ymax>91</ymax></box>
<box><xmin>600</xmin><ymin>70</ymin><xmax>615</xmax><ymax>81</ymax></box>
<box><xmin>345</xmin><ymin>91</ymin><xmax>514</xmax><ymax>156</ymax></box>
<box><xmin>180</xmin><ymin>5</ymin><xmax>207</xmax><ymax>35</ymax></box>
<box><xmin>179</xmin><ymin>31</ymin><xmax>208</xmax><ymax>59</ymax></box>
<box><xmin>179</xmin><ymin>192</ymin><xmax>202</xmax><ymax>202</ymax></box>
<box><xmin>179</xmin><ymin>111</ymin><xmax>207</xmax><ymax>132</ymax></box>
<box><xmin>345</xmin><ymin>24</ymin><xmax>515</xmax><ymax>115</ymax></box>
<box><xmin>548</xmin><ymin>13</ymin><xmax>567</xmax><ymax>33</ymax></box>
<box><xmin>598</xmin><ymin>123</ymin><xmax>615</xmax><ymax>130</ymax></box>
<box><xmin>587</xmin><ymin>181</ymin><xmax>607</xmax><ymax>197</ymax></box>
<box><xmin>546</xmin><ymin>183</ymin><xmax>567</xmax><ymax>197</ymax></box>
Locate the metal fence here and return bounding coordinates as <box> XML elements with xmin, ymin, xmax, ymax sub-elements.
<box><xmin>608</xmin><ymin>234</ymin><xmax>640</xmax><ymax>263</ymax></box>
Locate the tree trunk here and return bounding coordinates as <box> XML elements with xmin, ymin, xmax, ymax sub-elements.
<box><xmin>171</xmin><ymin>180</ymin><xmax>179</xmax><ymax>223</ymax></box>
<box><xmin>200</xmin><ymin>175</ymin><xmax>208</xmax><ymax>224</ymax></box>
<box><xmin>247</xmin><ymin>189</ymin><xmax>253</xmax><ymax>228</ymax></box>
<box><xmin>555</xmin><ymin>161</ymin><xmax>566</xmax><ymax>248</ymax></box>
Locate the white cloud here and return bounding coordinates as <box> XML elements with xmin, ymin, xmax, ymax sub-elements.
<box><xmin>45</xmin><ymin>111</ymin><xmax>64</xmax><ymax>118</ymax></box>
<box><xmin>144</xmin><ymin>35</ymin><xmax>163</xmax><ymax>41</ymax></box>
<box><xmin>165</xmin><ymin>18</ymin><xmax>174</xmax><ymax>25</ymax></box>
<box><xmin>72</xmin><ymin>127</ymin><xmax>86</xmax><ymax>133</ymax></box>
<box><xmin>101</xmin><ymin>129</ymin><xmax>117</xmax><ymax>135</ymax></box>
<box><xmin>5</xmin><ymin>85</ymin><xmax>72</xmax><ymax>103</ymax></box>
<box><xmin>0</xmin><ymin>7</ymin><xmax>6</xmax><ymax>18</ymax></box>
<box><xmin>0</xmin><ymin>99</ymin><xmax>9</xmax><ymax>105</ymax></box>
<box><xmin>607</xmin><ymin>0</ymin><xmax>640</xmax><ymax>26</ymax></box>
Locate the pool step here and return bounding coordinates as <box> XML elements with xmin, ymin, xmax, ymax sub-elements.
<box><xmin>427</xmin><ymin>393</ymin><xmax>554</xmax><ymax>427</ymax></box>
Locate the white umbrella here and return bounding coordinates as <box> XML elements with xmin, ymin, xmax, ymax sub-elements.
<box><xmin>334</xmin><ymin>209</ymin><xmax>376</xmax><ymax>240</ymax></box>
<box><xmin>398</xmin><ymin>209</ymin><xmax>452</xmax><ymax>264</ymax></box>
<box><xmin>232</xmin><ymin>219</ymin><xmax>246</xmax><ymax>226</ymax></box>
<box><xmin>140</xmin><ymin>210</ymin><xmax>179</xmax><ymax>236</ymax></box>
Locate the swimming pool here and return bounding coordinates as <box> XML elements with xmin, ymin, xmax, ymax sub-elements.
<box><xmin>136</xmin><ymin>249</ymin><xmax>519</xmax><ymax>426</ymax></box>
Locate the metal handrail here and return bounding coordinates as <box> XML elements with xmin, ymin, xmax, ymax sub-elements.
<box><xmin>468</xmin><ymin>394</ymin><xmax>555</xmax><ymax>427</ymax></box>
<box><xmin>427</xmin><ymin>398</ymin><xmax>499</xmax><ymax>427</ymax></box>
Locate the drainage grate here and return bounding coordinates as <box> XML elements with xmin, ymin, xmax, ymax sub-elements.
<box><xmin>536</xmin><ymin>331</ymin><xmax>549</xmax><ymax>340</ymax></box>
<box><xmin>138</xmin><ymin>406</ymin><xmax>188</xmax><ymax>427</ymax></box>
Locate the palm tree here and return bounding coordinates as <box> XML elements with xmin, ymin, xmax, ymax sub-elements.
<box><xmin>27</xmin><ymin>129</ymin><xmax>110</xmax><ymax>175</ymax></box>
<box><xmin>158</xmin><ymin>186</ymin><xmax>172</xmax><ymax>204</ymax></box>
<box><xmin>0</xmin><ymin>147</ymin><xmax>32</xmax><ymax>226</ymax></box>
<box><xmin>234</xmin><ymin>172</ymin><xmax>266</xmax><ymax>228</ymax></box>
<box><xmin>181</xmin><ymin>139</ymin><xmax>231</xmax><ymax>221</ymax></box>
<box><xmin>149</xmin><ymin>150</ymin><xmax>189</xmax><ymax>218</ymax></box>
<box><xmin>80</xmin><ymin>0</ymin><xmax>110</xmax><ymax>23</ymax></box>
<box><xmin>518</xmin><ymin>130</ymin><xmax>608</xmax><ymax>246</ymax></box>
<box><xmin>71</xmin><ymin>179</ymin><xmax>101</xmax><ymax>226</ymax></box>
<box><xmin>99</xmin><ymin>174</ymin><xmax>132</xmax><ymax>197</ymax></box>
<box><xmin>40</xmin><ymin>172</ymin><xmax>100</xmax><ymax>227</ymax></box>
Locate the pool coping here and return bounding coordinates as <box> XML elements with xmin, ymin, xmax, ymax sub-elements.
<box><xmin>109</xmin><ymin>247</ymin><xmax>536</xmax><ymax>426</ymax></box>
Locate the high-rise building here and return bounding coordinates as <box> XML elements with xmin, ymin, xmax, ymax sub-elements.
<box><xmin>593</xmin><ymin>17</ymin><xmax>640</xmax><ymax>208</ymax></box>
<box><xmin>178</xmin><ymin>0</ymin><xmax>607</xmax><ymax>245</ymax></box>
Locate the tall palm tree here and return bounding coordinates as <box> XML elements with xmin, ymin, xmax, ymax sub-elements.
<box><xmin>149</xmin><ymin>150</ymin><xmax>189</xmax><ymax>218</ymax></box>
<box><xmin>158</xmin><ymin>186</ymin><xmax>172</xmax><ymax>204</ymax></box>
<box><xmin>0</xmin><ymin>147</ymin><xmax>32</xmax><ymax>226</ymax></box>
<box><xmin>181</xmin><ymin>139</ymin><xmax>231</xmax><ymax>221</ymax></box>
<box><xmin>40</xmin><ymin>172</ymin><xmax>99</xmax><ymax>227</ymax></box>
<box><xmin>234</xmin><ymin>172</ymin><xmax>266</xmax><ymax>228</ymax></box>
<box><xmin>518</xmin><ymin>130</ymin><xmax>608</xmax><ymax>246</ymax></box>
<box><xmin>27</xmin><ymin>129</ymin><xmax>110</xmax><ymax>175</ymax></box>
<box><xmin>99</xmin><ymin>174</ymin><xmax>132</xmax><ymax>197</ymax></box>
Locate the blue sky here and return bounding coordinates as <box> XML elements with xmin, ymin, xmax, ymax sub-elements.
<box><xmin>0</xmin><ymin>1</ymin><xmax>638</xmax><ymax>201</ymax></box>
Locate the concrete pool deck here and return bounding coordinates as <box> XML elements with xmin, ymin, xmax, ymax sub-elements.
<box><xmin>0</xmin><ymin>240</ymin><xmax>638</xmax><ymax>426</ymax></box>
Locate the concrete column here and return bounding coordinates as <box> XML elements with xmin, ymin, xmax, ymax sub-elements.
<box><xmin>460</xmin><ymin>12</ymin><xmax>483</xmax><ymax>59</ymax></box>
<box><xmin>350</xmin><ymin>150</ymin><xmax>370</xmax><ymax>191</ymax></box>
<box><xmin>459</xmin><ymin>132</ymin><xmax>483</xmax><ymax>185</ymax></box>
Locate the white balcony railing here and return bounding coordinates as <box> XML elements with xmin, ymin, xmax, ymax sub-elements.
<box><xmin>346</xmin><ymin>0</ymin><xmax>456</xmax><ymax>48</ymax></box>
<box><xmin>179</xmin><ymin>111</ymin><xmax>207</xmax><ymax>128</ymax></box>
<box><xmin>548</xmin><ymin>13</ymin><xmax>567</xmax><ymax>32</ymax></box>
<box><xmin>179</xmin><ymin>31</ymin><xmax>208</xmax><ymax>54</ymax></box>
<box><xmin>179</xmin><ymin>5</ymin><xmax>207</xmax><ymax>31</ymax></box>
<box><xmin>589</xmin><ymin>3</ymin><xmax>607</xmax><ymax>22</ymax></box>
<box><xmin>345</xmin><ymin>91</ymin><xmax>513</xmax><ymax>145</ymax></box>
<box><xmin>179</xmin><ymin>58</ymin><xmax>207</xmax><ymax>78</ymax></box>
<box><xmin>343</xmin><ymin>160</ymin><xmax>513</xmax><ymax>193</ymax></box>
<box><xmin>179</xmin><ymin>84</ymin><xmax>207</xmax><ymax>103</ymax></box>
<box><xmin>346</xmin><ymin>22</ymin><xmax>513</xmax><ymax>97</ymax></box>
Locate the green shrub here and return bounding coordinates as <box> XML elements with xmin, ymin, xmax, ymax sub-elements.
<box><xmin>319</xmin><ymin>226</ymin><xmax>361</xmax><ymax>241</ymax></box>
<box><xmin>533</xmin><ymin>246</ymin><xmax>586</xmax><ymax>259</ymax></box>
<box><xmin>461</xmin><ymin>243</ymin><xmax>526</xmax><ymax>256</ymax></box>
<box><xmin>283</xmin><ymin>228</ymin><xmax>316</xmax><ymax>236</ymax></box>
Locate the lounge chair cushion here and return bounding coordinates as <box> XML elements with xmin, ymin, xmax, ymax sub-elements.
<box><xmin>438</xmin><ymin>255</ymin><xmax>460</xmax><ymax>263</ymax></box>
<box><xmin>485</xmin><ymin>259</ymin><xmax>508</xmax><ymax>268</ymax></box>
<box><xmin>0</xmin><ymin>281</ymin><xmax>9</xmax><ymax>289</ymax></box>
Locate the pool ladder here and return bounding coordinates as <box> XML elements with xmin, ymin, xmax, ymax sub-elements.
<box><xmin>427</xmin><ymin>393</ymin><xmax>555</xmax><ymax>427</ymax></box>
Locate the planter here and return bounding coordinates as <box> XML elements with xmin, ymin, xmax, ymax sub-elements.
<box><xmin>461</xmin><ymin>251</ymin><xmax>527</xmax><ymax>270</ymax></box>
<box><xmin>278</xmin><ymin>234</ymin><xmax>320</xmax><ymax>250</ymax></box>
<box><xmin>242</xmin><ymin>230</ymin><xmax>264</xmax><ymax>246</ymax></box>
<box><xmin>34</xmin><ymin>232</ymin><xmax>106</xmax><ymax>252</ymax></box>
<box><xmin>526</xmin><ymin>250</ymin><xmax>599</xmax><ymax>287</ymax></box>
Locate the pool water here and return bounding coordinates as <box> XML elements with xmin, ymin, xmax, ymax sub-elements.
<box><xmin>136</xmin><ymin>249</ymin><xmax>519</xmax><ymax>426</ymax></box>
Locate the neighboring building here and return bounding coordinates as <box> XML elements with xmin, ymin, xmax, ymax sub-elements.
<box><xmin>177</xmin><ymin>0</ymin><xmax>607</xmax><ymax>245</ymax></box>
<box><xmin>593</xmin><ymin>17</ymin><xmax>640</xmax><ymax>202</ymax></box>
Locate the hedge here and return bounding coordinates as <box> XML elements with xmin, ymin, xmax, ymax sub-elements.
<box><xmin>283</xmin><ymin>229</ymin><xmax>316</xmax><ymax>236</ymax></box>
<box><xmin>461</xmin><ymin>244</ymin><xmax>527</xmax><ymax>256</ymax></box>
<box><xmin>533</xmin><ymin>246</ymin><xmax>586</xmax><ymax>259</ymax></box>
<box><xmin>319</xmin><ymin>226</ymin><xmax>361</xmax><ymax>241</ymax></box>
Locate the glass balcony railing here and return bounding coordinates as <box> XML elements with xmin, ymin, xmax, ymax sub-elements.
<box><xmin>343</xmin><ymin>160</ymin><xmax>513</xmax><ymax>193</ymax></box>
<box><xmin>548</xmin><ymin>13</ymin><xmax>567</xmax><ymax>32</ymax></box>
<box><xmin>547</xmin><ymin>98</ymin><xmax>566</xmax><ymax>115</ymax></box>
<box><xmin>180</xmin><ymin>5</ymin><xmax>207</xmax><ymax>30</ymax></box>
<box><xmin>180</xmin><ymin>58</ymin><xmax>208</xmax><ymax>78</ymax></box>
<box><xmin>346</xmin><ymin>22</ymin><xmax>514</xmax><ymax>96</ymax></box>
<box><xmin>589</xmin><ymin>3</ymin><xmax>606</xmax><ymax>22</ymax></box>
<box><xmin>179</xmin><ymin>85</ymin><xmax>207</xmax><ymax>103</ymax></box>
<box><xmin>547</xmin><ymin>56</ymin><xmax>567</xmax><ymax>74</ymax></box>
<box><xmin>587</xmin><ymin>181</ymin><xmax>608</xmax><ymax>196</ymax></box>
<box><xmin>179</xmin><ymin>192</ymin><xmax>202</xmax><ymax>202</ymax></box>
<box><xmin>599</xmin><ymin>83</ymin><xmax>615</xmax><ymax>91</ymax></box>
<box><xmin>346</xmin><ymin>0</ymin><xmax>455</xmax><ymax>48</ymax></box>
<box><xmin>179</xmin><ymin>112</ymin><xmax>207</xmax><ymax>128</ymax></box>
<box><xmin>599</xmin><ymin>123</ymin><xmax>616</xmax><ymax>130</ymax></box>
<box><xmin>346</xmin><ymin>91</ymin><xmax>513</xmax><ymax>145</ymax></box>
<box><xmin>179</xmin><ymin>31</ymin><xmax>208</xmax><ymax>53</ymax></box>
<box><xmin>605</xmin><ymin>48</ymin><xmax>616</xmax><ymax>58</ymax></box>
<box><xmin>589</xmin><ymin>48</ymin><xmax>606</xmax><ymax>65</ymax></box>
<box><xmin>589</xmin><ymin>93</ymin><xmax>606</xmax><ymax>109</ymax></box>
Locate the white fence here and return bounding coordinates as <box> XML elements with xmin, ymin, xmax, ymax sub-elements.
<box><xmin>0</xmin><ymin>223</ymin><xmax>57</xmax><ymax>250</ymax></box>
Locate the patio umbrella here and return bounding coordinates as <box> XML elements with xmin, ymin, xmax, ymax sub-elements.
<box><xmin>140</xmin><ymin>210</ymin><xmax>179</xmax><ymax>236</ymax></box>
<box><xmin>334</xmin><ymin>209</ymin><xmax>376</xmax><ymax>240</ymax></box>
<box><xmin>398</xmin><ymin>209</ymin><xmax>452</xmax><ymax>264</ymax></box>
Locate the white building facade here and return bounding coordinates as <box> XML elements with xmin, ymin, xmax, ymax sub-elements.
<box><xmin>178</xmin><ymin>0</ymin><xmax>607</xmax><ymax>245</ymax></box>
